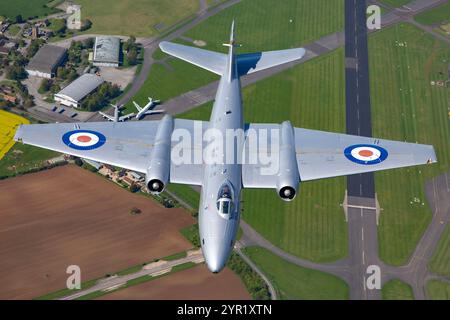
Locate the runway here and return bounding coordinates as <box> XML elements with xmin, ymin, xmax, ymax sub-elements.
<box><xmin>344</xmin><ymin>0</ymin><xmax>380</xmax><ymax>299</ymax></box>
<box><xmin>345</xmin><ymin>0</ymin><xmax>375</xmax><ymax>199</ymax></box>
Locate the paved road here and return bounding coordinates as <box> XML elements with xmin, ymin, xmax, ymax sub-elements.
<box><xmin>59</xmin><ymin>250</ymin><xmax>205</xmax><ymax>300</ymax></box>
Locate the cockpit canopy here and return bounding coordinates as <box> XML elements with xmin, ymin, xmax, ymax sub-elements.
<box><xmin>216</xmin><ymin>182</ymin><xmax>234</xmax><ymax>215</ymax></box>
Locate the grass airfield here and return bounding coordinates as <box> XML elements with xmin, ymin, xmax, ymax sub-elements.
<box><xmin>369</xmin><ymin>23</ymin><xmax>450</xmax><ymax>265</ymax></box>
<box><xmin>74</xmin><ymin>0</ymin><xmax>199</xmax><ymax>37</ymax></box>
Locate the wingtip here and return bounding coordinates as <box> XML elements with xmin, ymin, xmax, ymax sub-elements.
<box><xmin>13</xmin><ymin>124</ymin><xmax>24</xmax><ymax>143</ymax></box>
<box><xmin>297</xmin><ymin>47</ymin><xmax>307</xmax><ymax>59</ymax></box>
<box><xmin>159</xmin><ymin>41</ymin><xmax>169</xmax><ymax>52</ymax></box>
<box><xmin>427</xmin><ymin>145</ymin><xmax>438</xmax><ymax>164</ymax></box>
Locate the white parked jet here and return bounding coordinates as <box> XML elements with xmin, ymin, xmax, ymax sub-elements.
<box><xmin>98</xmin><ymin>104</ymin><xmax>134</xmax><ymax>122</ymax></box>
<box><xmin>14</xmin><ymin>22</ymin><xmax>436</xmax><ymax>273</ymax></box>
<box><xmin>133</xmin><ymin>97</ymin><xmax>164</xmax><ymax>120</ymax></box>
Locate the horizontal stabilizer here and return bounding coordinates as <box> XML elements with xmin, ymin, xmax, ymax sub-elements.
<box><xmin>237</xmin><ymin>48</ymin><xmax>306</xmax><ymax>76</ymax></box>
<box><xmin>159</xmin><ymin>41</ymin><xmax>227</xmax><ymax>75</ymax></box>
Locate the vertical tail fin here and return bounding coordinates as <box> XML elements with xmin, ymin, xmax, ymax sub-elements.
<box><xmin>222</xmin><ymin>20</ymin><xmax>237</xmax><ymax>80</ymax></box>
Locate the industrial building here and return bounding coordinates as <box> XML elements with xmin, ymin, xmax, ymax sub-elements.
<box><xmin>25</xmin><ymin>45</ymin><xmax>67</xmax><ymax>78</ymax></box>
<box><xmin>54</xmin><ymin>74</ymin><xmax>104</xmax><ymax>108</ymax></box>
<box><xmin>93</xmin><ymin>36</ymin><xmax>120</xmax><ymax>67</ymax></box>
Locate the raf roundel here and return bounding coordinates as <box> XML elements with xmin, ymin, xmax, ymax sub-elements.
<box><xmin>344</xmin><ymin>144</ymin><xmax>388</xmax><ymax>165</ymax></box>
<box><xmin>62</xmin><ymin>130</ymin><xmax>106</xmax><ymax>150</ymax></box>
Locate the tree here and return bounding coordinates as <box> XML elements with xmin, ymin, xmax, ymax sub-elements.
<box><xmin>74</xmin><ymin>158</ymin><xmax>83</xmax><ymax>166</ymax></box>
<box><xmin>68</xmin><ymin>41</ymin><xmax>82</xmax><ymax>64</ymax></box>
<box><xmin>67</xmin><ymin>70</ymin><xmax>78</xmax><ymax>82</ymax></box>
<box><xmin>56</xmin><ymin>66</ymin><xmax>68</xmax><ymax>79</ymax></box>
<box><xmin>27</xmin><ymin>39</ymin><xmax>44</xmax><ymax>58</ymax></box>
<box><xmin>50</xmin><ymin>83</ymin><xmax>60</xmax><ymax>94</ymax></box>
<box><xmin>15</xmin><ymin>15</ymin><xmax>23</xmax><ymax>23</ymax></box>
<box><xmin>127</xmin><ymin>48</ymin><xmax>138</xmax><ymax>65</ymax></box>
<box><xmin>51</xmin><ymin>18</ymin><xmax>66</xmax><ymax>35</ymax></box>
<box><xmin>130</xmin><ymin>207</ymin><xmax>141</xmax><ymax>215</ymax></box>
<box><xmin>130</xmin><ymin>183</ymin><xmax>140</xmax><ymax>193</ymax></box>
<box><xmin>23</xmin><ymin>97</ymin><xmax>34</xmax><ymax>108</ymax></box>
<box><xmin>14</xmin><ymin>53</ymin><xmax>28</xmax><ymax>66</ymax></box>
<box><xmin>83</xmin><ymin>37</ymin><xmax>94</xmax><ymax>49</ymax></box>
<box><xmin>0</xmin><ymin>99</ymin><xmax>11</xmax><ymax>110</ymax></box>
<box><xmin>80</xmin><ymin>19</ymin><xmax>92</xmax><ymax>31</ymax></box>
<box><xmin>6</xmin><ymin>65</ymin><xmax>26</xmax><ymax>81</ymax></box>
<box><xmin>38</xmin><ymin>78</ymin><xmax>51</xmax><ymax>93</ymax></box>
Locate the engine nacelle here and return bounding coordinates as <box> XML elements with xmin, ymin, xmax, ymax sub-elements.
<box><xmin>146</xmin><ymin>114</ymin><xmax>174</xmax><ymax>194</ymax></box>
<box><xmin>276</xmin><ymin>121</ymin><xmax>300</xmax><ymax>201</ymax></box>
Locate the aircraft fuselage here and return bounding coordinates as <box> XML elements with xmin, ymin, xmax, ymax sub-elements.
<box><xmin>199</xmin><ymin>46</ymin><xmax>243</xmax><ymax>273</ymax></box>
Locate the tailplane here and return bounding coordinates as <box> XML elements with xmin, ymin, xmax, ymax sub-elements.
<box><xmin>159</xmin><ymin>21</ymin><xmax>306</xmax><ymax>77</ymax></box>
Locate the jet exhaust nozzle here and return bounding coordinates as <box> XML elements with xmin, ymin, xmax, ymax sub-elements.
<box><xmin>145</xmin><ymin>114</ymin><xmax>173</xmax><ymax>194</ymax></box>
<box><xmin>279</xmin><ymin>186</ymin><xmax>296</xmax><ymax>201</ymax></box>
<box><xmin>276</xmin><ymin>121</ymin><xmax>300</xmax><ymax>202</ymax></box>
<box><xmin>147</xmin><ymin>179</ymin><xmax>165</xmax><ymax>193</ymax></box>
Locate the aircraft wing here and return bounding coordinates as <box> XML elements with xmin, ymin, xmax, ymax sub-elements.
<box><xmin>242</xmin><ymin>124</ymin><xmax>437</xmax><ymax>187</ymax></box>
<box><xmin>132</xmin><ymin>101</ymin><xmax>142</xmax><ymax>112</ymax></box>
<box><xmin>118</xmin><ymin>113</ymin><xmax>135</xmax><ymax>121</ymax></box>
<box><xmin>98</xmin><ymin>111</ymin><xmax>114</xmax><ymax>121</ymax></box>
<box><xmin>144</xmin><ymin>109</ymin><xmax>164</xmax><ymax>115</ymax></box>
<box><xmin>160</xmin><ymin>41</ymin><xmax>227</xmax><ymax>75</ymax></box>
<box><xmin>14</xmin><ymin>120</ymin><xmax>208</xmax><ymax>185</ymax></box>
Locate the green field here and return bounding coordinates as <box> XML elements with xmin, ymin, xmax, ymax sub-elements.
<box><xmin>167</xmin><ymin>184</ymin><xmax>200</xmax><ymax>210</ymax></box>
<box><xmin>429</xmin><ymin>225</ymin><xmax>450</xmax><ymax>278</ymax></box>
<box><xmin>74</xmin><ymin>0</ymin><xmax>199</xmax><ymax>37</ymax></box>
<box><xmin>245</xmin><ymin>247</ymin><xmax>349</xmax><ymax>299</ymax></box>
<box><xmin>122</xmin><ymin>58</ymin><xmax>218</xmax><ymax>114</ymax></box>
<box><xmin>426</xmin><ymin>280</ymin><xmax>450</xmax><ymax>300</ymax></box>
<box><xmin>379</xmin><ymin>0</ymin><xmax>410</xmax><ymax>8</ymax></box>
<box><xmin>0</xmin><ymin>0</ymin><xmax>59</xmax><ymax>20</ymax></box>
<box><xmin>369</xmin><ymin>23</ymin><xmax>450</xmax><ymax>266</ymax></box>
<box><xmin>0</xmin><ymin>143</ymin><xmax>59</xmax><ymax>178</ymax></box>
<box><xmin>382</xmin><ymin>279</ymin><xmax>414</xmax><ymax>300</ymax></box>
<box><xmin>179</xmin><ymin>49</ymin><xmax>348</xmax><ymax>263</ymax></box>
<box><xmin>185</xmin><ymin>0</ymin><xmax>344</xmax><ymax>53</ymax></box>
<box><xmin>128</xmin><ymin>0</ymin><xmax>344</xmax><ymax>114</ymax></box>
<box><xmin>414</xmin><ymin>2</ymin><xmax>450</xmax><ymax>25</ymax></box>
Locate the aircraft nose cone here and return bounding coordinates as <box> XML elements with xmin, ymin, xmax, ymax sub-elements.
<box><xmin>203</xmin><ymin>240</ymin><xmax>228</xmax><ymax>273</ymax></box>
<box><xmin>206</xmin><ymin>257</ymin><xmax>226</xmax><ymax>273</ymax></box>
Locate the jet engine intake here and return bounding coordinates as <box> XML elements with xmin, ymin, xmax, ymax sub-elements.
<box><xmin>276</xmin><ymin>121</ymin><xmax>300</xmax><ymax>201</ymax></box>
<box><xmin>146</xmin><ymin>115</ymin><xmax>174</xmax><ymax>194</ymax></box>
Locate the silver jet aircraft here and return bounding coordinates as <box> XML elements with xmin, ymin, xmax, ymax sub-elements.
<box><xmin>14</xmin><ymin>22</ymin><xmax>436</xmax><ymax>273</ymax></box>
<box><xmin>133</xmin><ymin>97</ymin><xmax>163</xmax><ymax>119</ymax></box>
<box><xmin>98</xmin><ymin>104</ymin><xmax>135</xmax><ymax>122</ymax></box>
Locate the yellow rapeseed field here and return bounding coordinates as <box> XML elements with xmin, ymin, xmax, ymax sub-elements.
<box><xmin>0</xmin><ymin>110</ymin><xmax>29</xmax><ymax>160</ymax></box>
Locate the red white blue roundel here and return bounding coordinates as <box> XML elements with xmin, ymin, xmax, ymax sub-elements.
<box><xmin>344</xmin><ymin>144</ymin><xmax>388</xmax><ymax>165</ymax></box>
<box><xmin>62</xmin><ymin>130</ymin><xmax>106</xmax><ymax>150</ymax></box>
